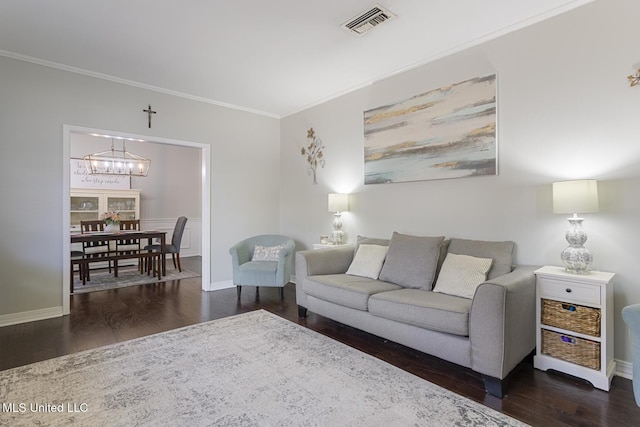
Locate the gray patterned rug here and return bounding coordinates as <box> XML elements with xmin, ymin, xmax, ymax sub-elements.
<box><xmin>0</xmin><ymin>310</ymin><xmax>528</xmax><ymax>426</ymax></box>
<box><xmin>72</xmin><ymin>264</ymin><xmax>200</xmax><ymax>294</ymax></box>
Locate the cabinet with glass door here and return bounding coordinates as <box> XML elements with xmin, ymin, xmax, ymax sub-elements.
<box><xmin>70</xmin><ymin>189</ymin><xmax>141</xmax><ymax>232</ymax></box>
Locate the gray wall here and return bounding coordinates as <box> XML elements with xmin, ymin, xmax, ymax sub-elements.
<box><xmin>280</xmin><ymin>0</ymin><xmax>640</xmax><ymax>366</ymax></box>
<box><xmin>0</xmin><ymin>54</ymin><xmax>280</xmax><ymax>318</ymax></box>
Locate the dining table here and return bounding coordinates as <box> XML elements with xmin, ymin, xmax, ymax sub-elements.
<box><xmin>70</xmin><ymin>230</ymin><xmax>167</xmax><ymax>291</ymax></box>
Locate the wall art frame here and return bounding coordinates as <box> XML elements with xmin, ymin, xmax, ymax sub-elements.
<box><xmin>363</xmin><ymin>74</ymin><xmax>497</xmax><ymax>185</ymax></box>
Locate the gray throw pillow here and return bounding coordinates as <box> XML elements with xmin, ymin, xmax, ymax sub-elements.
<box><xmin>378</xmin><ymin>232</ymin><xmax>444</xmax><ymax>290</ymax></box>
<box><xmin>356</xmin><ymin>235</ymin><xmax>390</xmax><ymax>252</ymax></box>
<box><xmin>446</xmin><ymin>238</ymin><xmax>514</xmax><ymax>279</ymax></box>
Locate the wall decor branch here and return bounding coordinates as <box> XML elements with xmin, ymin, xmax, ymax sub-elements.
<box><xmin>301</xmin><ymin>127</ymin><xmax>325</xmax><ymax>184</ymax></box>
<box><xmin>628</xmin><ymin>69</ymin><xmax>640</xmax><ymax>87</ymax></box>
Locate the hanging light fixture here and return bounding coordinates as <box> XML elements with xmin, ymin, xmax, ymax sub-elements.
<box><xmin>83</xmin><ymin>138</ymin><xmax>151</xmax><ymax>177</ymax></box>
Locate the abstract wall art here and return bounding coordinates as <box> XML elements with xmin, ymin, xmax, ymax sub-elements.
<box><xmin>363</xmin><ymin>74</ymin><xmax>497</xmax><ymax>184</ymax></box>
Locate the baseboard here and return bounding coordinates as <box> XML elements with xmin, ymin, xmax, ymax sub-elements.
<box><xmin>615</xmin><ymin>359</ymin><xmax>633</xmax><ymax>379</ymax></box>
<box><xmin>205</xmin><ymin>280</ymin><xmax>235</xmax><ymax>292</ymax></box>
<box><xmin>0</xmin><ymin>306</ymin><xmax>63</xmax><ymax>327</ymax></box>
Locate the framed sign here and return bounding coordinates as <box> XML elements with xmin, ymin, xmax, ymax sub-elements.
<box><xmin>70</xmin><ymin>158</ymin><xmax>130</xmax><ymax>189</ymax></box>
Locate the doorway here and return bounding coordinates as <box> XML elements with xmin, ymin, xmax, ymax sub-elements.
<box><xmin>62</xmin><ymin>125</ymin><xmax>211</xmax><ymax>314</ymax></box>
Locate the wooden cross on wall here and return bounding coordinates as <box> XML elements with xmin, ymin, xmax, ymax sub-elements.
<box><xmin>143</xmin><ymin>104</ymin><xmax>157</xmax><ymax>128</ymax></box>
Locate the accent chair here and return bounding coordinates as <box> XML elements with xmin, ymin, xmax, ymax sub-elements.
<box><xmin>229</xmin><ymin>234</ymin><xmax>295</xmax><ymax>299</ymax></box>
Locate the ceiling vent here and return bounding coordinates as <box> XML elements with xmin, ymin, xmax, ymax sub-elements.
<box><xmin>341</xmin><ymin>4</ymin><xmax>396</xmax><ymax>35</ymax></box>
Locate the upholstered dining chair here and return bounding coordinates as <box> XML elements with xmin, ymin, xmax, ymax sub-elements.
<box><xmin>229</xmin><ymin>234</ymin><xmax>295</xmax><ymax>299</ymax></box>
<box><xmin>144</xmin><ymin>216</ymin><xmax>188</xmax><ymax>272</ymax></box>
<box><xmin>622</xmin><ymin>303</ymin><xmax>640</xmax><ymax>406</ymax></box>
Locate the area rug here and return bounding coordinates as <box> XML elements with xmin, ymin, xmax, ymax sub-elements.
<box><xmin>0</xmin><ymin>310</ymin><xmax>528</xmax><ymax>426</ymax></box>
<box><xmin>72</xmin><ymin>265</ymin><xmax>200</xmax><ymax>294</ymax></box>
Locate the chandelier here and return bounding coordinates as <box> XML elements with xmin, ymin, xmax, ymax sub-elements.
<box><xmin>83</xmin><ymin>138</ymin><xmax>151</xmax><ymax>177</ymax></box>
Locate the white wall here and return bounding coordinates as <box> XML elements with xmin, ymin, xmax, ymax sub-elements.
<box><xmin>280</xmin><ymin>0</ymin><xmax>640</xmax><ymax>367</ymax></box>
<box><xmin>0</xmin><ymin>55</ymin><xmax>280</xmax><ymax>322</ymax></box>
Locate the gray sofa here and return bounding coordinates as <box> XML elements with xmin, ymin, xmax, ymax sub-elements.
<box><xmin>295</xmin><ymin>233</ymin><xmax>537</xmax><ymax>398</ymax></box>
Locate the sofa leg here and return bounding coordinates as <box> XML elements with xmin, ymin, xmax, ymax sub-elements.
<box><xmin>482</xmin><ymin>375</ymin><xmax>505</xmax><ymax>398</ymax></box>
<box><xmin>279</xmin><ymin>287</ymin><xmax>284</xmax><ymax>299</ymax></box>
<box><xmin>236</xmin><ymin>286</ymin><xmax>241</xmax><ymax>299</ymax></box>
<box><xmin>298</xmin><ymin>305</ymin><xmax>308</xmax><ymax>318</ymax></box>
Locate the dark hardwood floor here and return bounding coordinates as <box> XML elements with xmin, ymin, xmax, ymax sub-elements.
<box><xmin>1</xmin><ymin>257</ymin><xmax>638</xmax><ymax>426</ymax></box>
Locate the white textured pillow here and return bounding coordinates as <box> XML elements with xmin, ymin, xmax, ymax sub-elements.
<box><xmin>346</xmin><ymin>244</ymin><xmax>389</xmax><ymax>279</ymax></box>
<box><xmin>433</xmin><ymin>253</ymin><xmax>493</xmax><ymax>299</ymax></box>
<box><xmin>252</xmin><ymin>244</ymin><xmax>286</xmax><ymax>261</ymax></box>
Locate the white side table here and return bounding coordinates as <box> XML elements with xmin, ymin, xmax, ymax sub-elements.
<box><xmin>533</xmin><ymin>266</ymin><xmax>615</xmax><ymax>391</ymax></box>
<box><xmin>312</xmin><ymin>243</ymin><xmax>353</xmax><ymax>250</ymax></box>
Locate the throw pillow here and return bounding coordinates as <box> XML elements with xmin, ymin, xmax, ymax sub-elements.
<box><xmin>433</xmin><ymin>253</ymin><xmax>493</xmax><ymax>299</ymax></box>
<box><xmin>378</xmin><ymin>232</ymin><xmax>444</xmax><ymax>290</ymax></box>
<box><xmin>346</xmin><ymin>244</ymin><xmax>389</xmax><ymax>279</ymax></box>
<box><xmin>252</xmin><ymin>244</ymin><xmax>286</xmax><ymax>261</ymax></box>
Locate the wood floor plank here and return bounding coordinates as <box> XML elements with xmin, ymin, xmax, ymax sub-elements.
<box><xmin>1</xmin><ymin>258</ymin><xmax>638</xmax><ymax>426</ymax></box>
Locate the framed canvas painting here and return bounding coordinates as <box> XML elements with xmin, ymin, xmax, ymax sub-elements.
<box><xmin>364</xmin><ymin>74</ymin><xmax>497</xmax><ymax>184</ymax></box>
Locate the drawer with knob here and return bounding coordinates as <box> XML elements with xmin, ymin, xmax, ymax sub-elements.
<box><xmin>538</xmin><ymin>277</ymin><xmax>600</xmax><ymax>305</ymax></box>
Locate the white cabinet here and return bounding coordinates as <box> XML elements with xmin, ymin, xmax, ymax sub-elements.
<box><xmin>70</xmin><ymin>188</ymin><xmax>140</xmax><ymax>231</ymax></box>
<box><xmin>533</xmin><ymin>266</ymin><xmax>615</xmax><ymax>391</ymax></box>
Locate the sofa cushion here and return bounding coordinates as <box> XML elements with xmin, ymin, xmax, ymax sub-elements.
<box><xmin>346</xmin><ymin>244</ymin><xmax>388</xmax><ymax>279</ymax></box>
<box><xmin>303</xmin><ymin>275</ymin><xmax>401</xmax><ymax>311</ymax></box>
<box><xmin>433</xmin><ymin>253</ymin><xmax>493</xmax><ymax>299</ymax></box>
<box><xmin>356</xmin><ymin>235</ymin><xmax>390</xmax><ymax>252</ymax></box>
<box><xmin>369</xmin><ymin>289</ymin><xmax>472</xmax><ymax>336</ymax></box>
<box><xmin>378</xmin><ymin>232</ymin><xmax>444</xmax><ymax>290</ymax></box>
<box><xmin>447</xmin><ymin>238</ymin><xmax>514</xmax><ymax>280</ymax></box>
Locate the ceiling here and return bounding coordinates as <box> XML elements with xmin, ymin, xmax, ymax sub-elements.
<box><xmin>0</xmin><ymin>0</ymin><xmax>593</xmax><ymax>118</ymax></box>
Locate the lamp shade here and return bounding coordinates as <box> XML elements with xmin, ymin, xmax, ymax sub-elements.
<box><xmin>552</xmin><ymin>180</ymin><xmax>599</xmax><ymax>214</ymax></box>
<box><xmin>328</xmin><ymin>193</ymin><xmax>349</xmax><ymax>213</ymax></box>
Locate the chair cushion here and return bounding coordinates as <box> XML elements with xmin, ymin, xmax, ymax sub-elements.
<box><xmin>369</xmin><ymin>289</ymin><xmax>472</xmax><ymax>336</ymax></box>
<box><xmin>238</xmin><ymin>261</ymin><xmax>279</xmax><ymax>286</ymax></box>
<box><xmin>378</xmin><ymin>232</ymin><xmax>444</xmax><ymax>290</ymax></box>
<box><xmin>346</xmin><ymin>244</ymin><xmax>388</xmax><ymax>279</ymax></box>
<box><xmin>433</xmin><ymin>253</ymin><xmax>493</xmax><ymax>299</ymax></box>
<box><xmin>304</xmin><ymin>275</ymin><xmax>401</xmax><ymax>311</ymax></box>
<box><xmin>446</xmin><ymin>238</ymin><xmax>514</xmax><ymax>280</ymax></box>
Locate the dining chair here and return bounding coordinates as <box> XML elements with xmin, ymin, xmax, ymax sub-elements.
<box><xmin>80</xmin><ymin>220</ymin><xmax>112</xmax><ymax>280</ymax></box>
<box><xmin>144</xmin><ymin>216</ymin><xmax>188</xmax><ymax>273</ymax></box>
<box><xmin>70</xmin><ymin>250</ymin><xmax>87</xmax><ymax>292</ymax></box>
<box><xmin>115</xmin><ymin>219</ymin><xmax>142</xmax><ymax>273</ymax></box>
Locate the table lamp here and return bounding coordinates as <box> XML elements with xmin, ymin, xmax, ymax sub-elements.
<box><xmin>552</xmin><ymin>179</ymin><xmax>599</xmax><ymax>274</ymax></box>
<box><xmin>328</xmin><ymin>193</ymin><xmax>349</xmax><ymax>245</ymax></box>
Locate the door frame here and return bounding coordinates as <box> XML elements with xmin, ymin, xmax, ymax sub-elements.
<box><xmin>62</xmin><ymin>124</ymin><xmax>211</xmax><ymax>314</ymax></box>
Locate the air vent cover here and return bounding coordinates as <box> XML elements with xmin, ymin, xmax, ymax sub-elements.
<box><xmin>341</xmin><ymin>4</ymin><xmax>396</xmax><ymax>35</ymax></box>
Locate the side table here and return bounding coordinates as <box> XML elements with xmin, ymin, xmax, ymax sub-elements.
<box><xmin>533</xmin><ymin>266</ymin><xmax>615</xmax><ymax>391</ymax></box>
<box><xmin>312</xmin><ymin>243</ymin><xmax>353</xmax><ymax>250</ymax></box>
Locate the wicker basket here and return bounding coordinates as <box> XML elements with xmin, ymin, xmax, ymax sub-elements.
<box><xmin>542</xmin><ymin>299</ymin><xmax>601</xmax><ymax>337</ymax></box>
<box><xmin>541</xmin><ymin>329</ymin><xmax>600</xmax><ymax>370</ymax></box>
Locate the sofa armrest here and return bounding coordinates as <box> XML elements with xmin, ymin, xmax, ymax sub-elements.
<box><xmin>295</xmin><ymin>246</ymin><xmax>355</xmax><ymax>310</ymax></box>
<box><xmin>469</xmin><ymin>265</ymin><xmax>538</xmax><ymax>379</ymax></box>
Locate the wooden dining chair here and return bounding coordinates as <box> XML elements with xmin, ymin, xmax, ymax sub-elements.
<box><xmin>115</xmin><ymin>219</ymin><xmax>143</xmax><ymax>274</ymax></box>
<box><xmin>80</xmin><ymin>220</ymin><xmax>113</xmax><ymax>280</ymax></box>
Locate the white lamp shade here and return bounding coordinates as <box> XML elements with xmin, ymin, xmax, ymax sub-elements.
<box><xmin>552</xmin><ymin>180</ymin><xmax>599</xmax><ymax>214</ymax></box>
<box><xmin>328</xmin><ymin>193</ymin><xmax>349</xmax><ymax>213</ymax></box>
